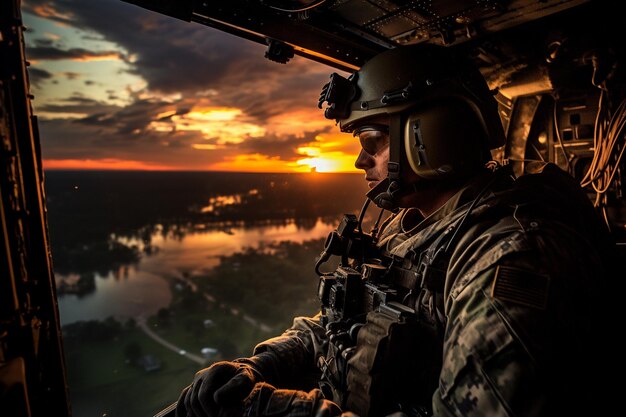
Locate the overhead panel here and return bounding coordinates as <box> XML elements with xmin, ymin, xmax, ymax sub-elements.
<box><xmin>123</xmin><ymin>0</ymin><xmax>591</xmax><ymax>71</ymax></box>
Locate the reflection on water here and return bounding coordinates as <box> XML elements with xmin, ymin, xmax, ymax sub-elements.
<box><xmin>200</xmin><ymin>193</ymin><xmax>244</xmax><ymax>213</ymax></box>
<box><xmin>57</xmin><ymin>218</ymin><xmax>334</xmax><ymax>324</ymax></box>
<box><xmin>58</xmin><ymin>270</ymin><xmax>171</xmax><ymax>326</ymax></box>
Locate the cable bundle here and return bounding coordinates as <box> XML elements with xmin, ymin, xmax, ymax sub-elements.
<box><xmin>580</xmin><ymin>92</ymin><xmax>626</xmax><ymax>208</ymax></box>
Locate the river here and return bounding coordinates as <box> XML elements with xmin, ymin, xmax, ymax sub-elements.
<box><xmin>56</xmin><ymin>218</ymin><xmax>335</xmax><ymax>324</ymax></box>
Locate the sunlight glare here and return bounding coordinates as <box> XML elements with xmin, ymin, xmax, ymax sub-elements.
<box><xmin>296</xmin><ymin>151</ymin><xmax>359</xmax><ymax>173</ymax></box>
<box><xmin>297</xmin><ymin>157</ymin><xmax>334</xmax><ymax>173</ymax></box>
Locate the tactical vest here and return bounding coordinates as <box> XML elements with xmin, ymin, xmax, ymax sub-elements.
<box><xmin>317</xmin><ymin>217</ymin><xmax>462</xmax><ymax>417</ymax></box>
<box><xmin>317</xmin><ymin>167</ymin><xmax>519</xmax><ymax>417</ymax></box>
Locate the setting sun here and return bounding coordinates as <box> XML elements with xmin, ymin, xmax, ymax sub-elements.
<box><xmin>296</xmin><ymin>154</ymin><xmax>357</xmax><ymax>172</ymax></box>
<box><xmin>298</xmin><ymin>157</ymin><xmax>336</xmax><ymax>172</ymax></box>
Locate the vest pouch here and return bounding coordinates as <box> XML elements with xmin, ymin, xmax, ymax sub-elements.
<box><xmin>346</xmin><ymin>303</ymin><xmax>442</xmax><ymax>417</ymax></box>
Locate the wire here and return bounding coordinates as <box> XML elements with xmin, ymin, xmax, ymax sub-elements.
<box><xmin>314</xmin><ymin>251</ymin><xmax>333</xmax><ymax>276</ymax></box>
<box><xmin>602</xmin><ymin>206</ymin><xmax>612</xmax><ymax>233</ymax></box>
<box><xmin>581</xmin><ymin>96</ymin><xmax>626</xmax><ymax>200</ymax></box>
<box><xmin>577</xmin><ymin>57</ymin><xmax>626</xmax><ymax>223</ymax></box>
<box><xmin>581</xmin><ymin>90</ymin><xmax>607</xmax><ymax>185</ymax></box>
<box><xmin>370</xmin><ymin>208</ymin><xmax>386</xmax><ymax>242</ymax></box>
<box><xmin>264</xmin><ymin>0</ymin><xmax>328</xmax><ymax>12</ymax></box>
<box><xmin>553</xmin><ymin>97</ymin><xmax>572</xmax><ymax>173</ymax></box>
<box><xmin>356</xmin><ymin>198</ymin><xmax>371</xmax><ymax>264</ymax></box>
<box><xmin>529</xmin><ymin>143</ymin><xmax>546</xmax><ymax>162</ymax></box>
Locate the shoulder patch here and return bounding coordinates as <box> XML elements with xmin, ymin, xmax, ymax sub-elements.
<box><xmin>491</xmin><ymin>265</ymin><xmax>550</xmax><ymax>310</ymax></box>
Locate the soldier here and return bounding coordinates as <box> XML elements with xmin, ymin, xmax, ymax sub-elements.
<box><xmin>175</xmin><ymin>44</ymin><xmax>616</xmax><ymax>417</ymax></box>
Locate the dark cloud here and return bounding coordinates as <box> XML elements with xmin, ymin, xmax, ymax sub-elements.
<box><xmin>233</xmin><ymin>128</ymin><xmax>330</xmax><ymax>161</ymax></box>
<box><xmin>69</xmin><ymin>96</ymin><xmax>178</xmax><ymax>136</ymax></box>
<box><xmin>28</xmin><ymin>67</ymin><xmax>53</xmax><ymax>86</ymax></box>
<box><xmin>24</xmin><ymin>0</ymin><xmax>256</xmax><ymax>91</ymax></box>
<box><xmin>23</xmin><ymin>0</ymin><xmax>334</xmax><ymax>123</ymax></box>
<box><xmin>34</xmin><ymin>94</ymin><xmax>120</xmax><ymax>124</ymax></box>
<box><xmin>34</xmin><ymin>94</ymin><xmax>207</xmax><ymax>165</ymax></box>
<box><xmin>64</xmin><ymin>94</ymin><xmax>101</xmax><ymax>104</ymax></box>
<box><xmin>37</xmin><ymin>116</ymin><xmax>213</xmax><ymax>168</ymax></box>
<box><xmin>33</xmin><ymin>38</ymin><xmax>55</xmax><ymax>47</ymax></box>
<box><xmin>81</xmin><ymin>34</ymin><xmax>105</xmax><ymax>42</ymax></box>
<box><xmin>26</xmin><ymin>45</ymin><xmax>124</xmax><ymax>61</ymax></box>
<box><xmin>37</xmin><ymin>97</ymin><xmax>116</xmax><ymax>115</ymax></box>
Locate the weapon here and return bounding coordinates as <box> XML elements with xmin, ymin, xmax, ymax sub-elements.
<box><xmin>315</xmin><ymin>199</ymin><xmax>399</xmax><ymax>323</ymax></box>
<box><xmin>314</xmin><ymin>201</ymin><xmax>438</xmax><ymax>417</ymax></box>
<box><xmin>314</xmin><ymin>200</ymin><xmax>397</xmax><ymax>403</ymax></box>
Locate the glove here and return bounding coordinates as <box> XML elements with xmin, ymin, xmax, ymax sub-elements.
<box><xmin>176</xmin><ymin>354</ymin><xmax>274</xmax><ymax>417</ymax></box>
<box><xmin>244</xmin><ymin>382</ymin><xmax>342</xmax><ymax>417</ymax></box>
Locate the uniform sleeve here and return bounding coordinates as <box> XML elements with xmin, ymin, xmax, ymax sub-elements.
<box><xmin>253</xmin><ymin>313</ymin><xmax>328</xmax><ymax>390</ymax></box>
<box><xmin>432</xmin><ymin>266</ymin><xmax>549</xmax><ymax>417</ymax></box>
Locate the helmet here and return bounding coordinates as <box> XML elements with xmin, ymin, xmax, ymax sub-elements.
<box><xmin>319</xmin><ymin>44</ymin><xmax>505</xmax><ymax>180</ymax></box>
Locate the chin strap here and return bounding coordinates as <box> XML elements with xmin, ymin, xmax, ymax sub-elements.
<box><xmin>367</xmin><ymin>115</ymin><xmax>407</xmax><ymax>211</ymax></box>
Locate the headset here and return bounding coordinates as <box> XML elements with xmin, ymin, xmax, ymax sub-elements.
<box><xmin>318</xmin><ymin>44</ymin><xmax>505</xmax><ymax>210</ymax></box>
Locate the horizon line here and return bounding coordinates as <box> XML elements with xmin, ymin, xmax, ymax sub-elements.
<box><xmin>43</xmin><ymin>168</ymin><xmax>362</xmax><ymax>174</ymax></box>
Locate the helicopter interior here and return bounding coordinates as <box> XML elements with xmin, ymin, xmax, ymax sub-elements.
<box><xmin>1</xmin><ymin>0</ymin><xmax>623</xmax><ymax>416</ymax></box>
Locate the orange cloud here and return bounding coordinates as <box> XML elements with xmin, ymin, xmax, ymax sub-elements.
<box><xmin>315</xmin><ymin>131</ymin><xmax>362</xmax><ymax>154</ymax></box>
<box><xmin>43</xmin><ymin>159</ymin><xmax>179</xmax><ymax>171</ymax></box>
<box><xmin>72</xmin><ymin>53</ymin><xmax>123</xmax><ymax>62</ymax></box>
<box><xmin>31</xmin><ymin>4</ymin><xmax>72</xmax><ymax>20</ymax></box>
<box><xmin>149</xmin><ymin>106</ymin><xmax>265</xmax><ymax>143</ymax></box>
<box><xmin>207</xmin><ymin>154</ymin><xmax>302</xmax><ymax>173</ymax></box>
<box><xmin>266</xmin><ymin>109</ymin><xmax>335</xmax><ymax>136</ymax></box>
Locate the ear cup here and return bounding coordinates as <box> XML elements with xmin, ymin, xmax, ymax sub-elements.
<box><xmin>404</xmin><ymin>99</ymin><xmax>489</xmax><ymax>179</ymax></box>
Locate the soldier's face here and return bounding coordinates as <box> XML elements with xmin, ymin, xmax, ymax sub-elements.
<box><xmin>353</xmin><ymin>123</ymin><xmax>390</xmax><ymax>189</ymax></box>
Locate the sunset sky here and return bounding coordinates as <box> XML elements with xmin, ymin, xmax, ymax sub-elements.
<box><xmin>22</xmin><ymin>0</ymin><xmax>361</xmax><ymax>172</ymax></box>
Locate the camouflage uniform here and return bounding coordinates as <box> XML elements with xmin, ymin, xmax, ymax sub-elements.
<box><xmin>251</xmin><ymin>163</ymin><xmax>615</xmax><ymax>417</ymax></box>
